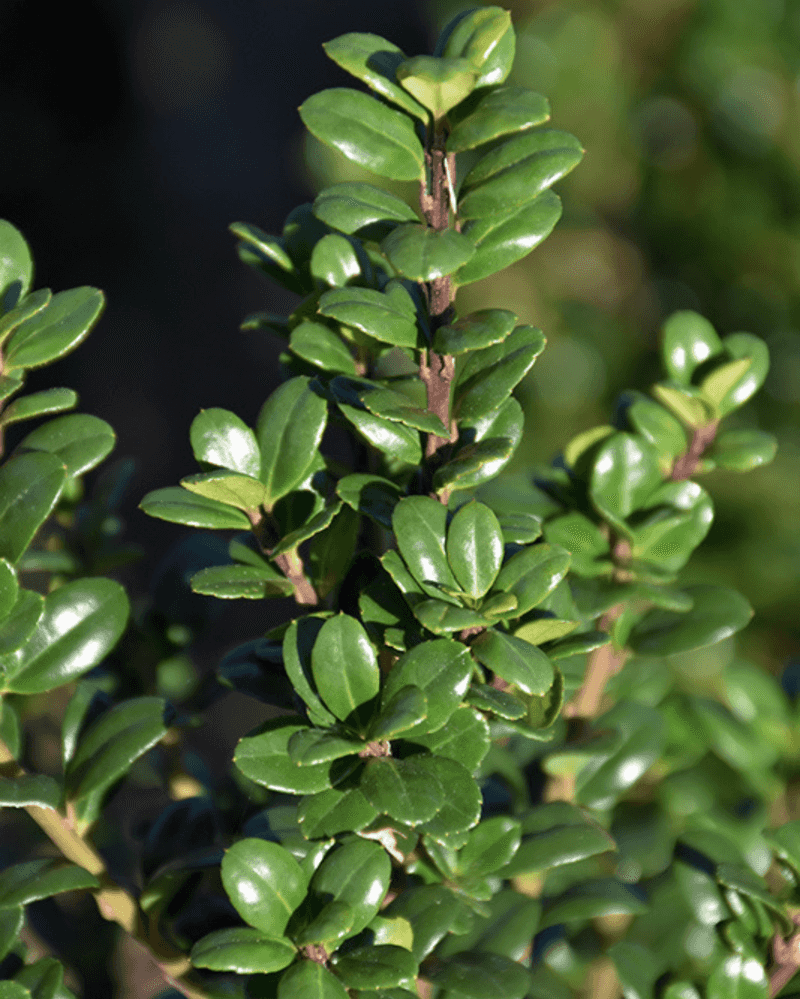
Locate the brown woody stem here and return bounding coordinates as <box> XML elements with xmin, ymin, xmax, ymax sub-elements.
<box><xmin>769</xmin><ymin>913</ymin><xmax>800</xmax><ymax>997</ymax></box>
<box><xmin>671</xmin><ymin>421</ymin><xmax>718</xmax><ymax>481</ymax></box>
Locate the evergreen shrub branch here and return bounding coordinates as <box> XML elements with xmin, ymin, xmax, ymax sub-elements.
<box><xmin>1</xmin><ymin>8</ymin><xmax>798</xmax><ymax>999</ymax></box>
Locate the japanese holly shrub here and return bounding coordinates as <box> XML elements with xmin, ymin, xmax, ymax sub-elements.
<box><xmin>1</xmin><ymin>8</ymin><xmax>799</xmax><ymax>999</ymax></box>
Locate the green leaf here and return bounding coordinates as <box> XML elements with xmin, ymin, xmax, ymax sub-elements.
<box><xmin>498</xmin><ymin>812</ymin><xmax>614</xmax><ymax>877</ymax></box>
<box><xmin>435</xmin><ymin>888</ymin><xmax>540</xmax><ymax>962</ymax></box>
<box><xmin>456</xmin><ymin>817</ymin><xmax>521</xmax><ymax>877</ymax></box>
<box><xmin>716</xmin><ymin>863</ymin><xmax>792</xmax><ymax>934</ymax></box>
<box><xmin>190</xmin><ymin>408</ymin><xmax>260</xmax><ymax>477</ymax></box>
<box><xmin>715</xmin><ymin>332</ymin><xmax>770</xmax><ymax>413</ymax></box>
<box><xmin>0</xmin><ymin>775</ymin><xmax>61</xmax><ymax>810</ymax></box>
<box><xmin>278</xmin><ymin>961</ymin><xmax>348</xmax><ymax>999</ymax></box>
<box><xmin>2</xmin><ymin>579</ymin><xmax>128</xmax><ymax>695</ymax></box>
<box><xmin>455</xmin><ymin>326</ymin><xmax>546</xmax><ymax>423</ymax></box>
<box><xmin>337</xmin><ymin>474</ymin><xmax>402</xmax><ymax>529</ymax></box>
<box><xmin>360</xmin><ymin>755</ymin><xmax>445</xmax><ymax>825</ymax></box>
<box><xmin>631</xmin><ymin>480</ymin><xmax>714</xmax><ymax>574</ymax></box>
<box><xmin>0</xmin><ymin>452</ymin><xmax>66</xmax><ymax>565</ymax></box>
<box><xmin>396</xmin><ymin>56</ymin><xmax>477</xmax><ymax>118</ymax></box>
<box><xmin>0</xmin><ymin>859</ymin><xmax>99</xmax><ymax>907</ymax></box>
<box><xmin>467</xmin><ymin>684</ymin><xmax>527</xmax><ymax>720</ymax></box>
<box><xmin>381</xmin><ymin>224</ymin><xmax>475</xmax><ymax>282</ymax></box>
<box><xmin>65</xmin><ymin>697</ymin><xmax>169</xmax><ymax>819</ymax></box>
<box><xmin>0</xmin><ymin>906</ymin><xmax>23</xmax><ymax>963</ymax></box>
<box><xmin>491</xmin><ymin>543</ymin><xmax>571</xmax><ymax>618</ymax></box>
<box><xmin>0</xmin><ymin>290</ymin><xmax>51</xmax><ymax>354</ymax></box>
<box><xmin>190</xmin><ymin>563</ymin><xmax>293</xmax><ymax>599</ymax></box>
<box><xmin>434</xmin><ymin>439</ymin><xmax>516</xmax><ymax>497</ymax></box>
<box><xmin>310</xmin><ymin>233</ymin><xmax>367</xmax><ymax>289</ymax></box>
<box><xmin>424</xmin><ymin>951</ymin><xmax>530</xmax><ymax>999</ymax></box>
<box><xmin>180</xmin><ymin>470</ymin><xmax>266</xmax><ymax>511</ymax></box>
<box><xmin>272</xmin><ymin>500</ymin><xmax>344</xmax><ymax>558</ymax></box>
<box><xmin>700</xmin><ymin>356</ymin><xmax>753</xmax><ymax>412</ymax></box>
<box><xmin>0</xmin><ymin>589</ymin><xmax>43</xmax><ymax>657</ymax></box>
<box><xmin>456</xmin><ymin>191</ymin><xmax>563</xmax><ymax>286</ymax></box>
<box><xmin>370</xmin><ymin>685</ymin><xmax>428</xmax><ymax>740</ymax></box>
<box><xmin>408</xmin><ymin>704</ymin><xmax>490</xmax><ymax>772</ymax></box>
<box><xmin>230</xmin><ymin>221</ymin><xmax>306</xmax><ymax>295</ymax></box>
<box><xmin>512</xmin><ymin>616</ymin><xmax>577</xmax><ymax>645</ymax></box>
<box><xmin>310</xmin><ymin>838</ymin><xmax>391</xmax><ymax>939</ymax></box>
<box><xmin>190</xmin><ymin>927</ymin><xmax>295</xmax><ymax>974</ymax></box>
<box><xmin>661</xmin><ymin>311</ymin><xmax>723</xmax><ymax>385</ymax></box>
<box><xmin>0</xmin><ymin>985</ymin><xmax>30</xmax><ymax>999</ymax></box>
<box><xmin>322</xmin><ymin>33</ymin><xmax>428</xmax><ymax>120</ymax></box>
<box><xmin>446</xmin><ymin>501</ymin><xmax>503</xmax><ymax>599</ymax></box>
<box><xmin>0</xmin><ymin>220</ymin><xmax>33</xmax><ymax>312</ymax></box>
<box><xmin>471</xmin><ymin>630</ymin><xmax>554</xmax><ymax>695</ymax></box>
<box><xmin>416</xmin><ymin>756</ymin><xmax>482</xmax><ymax>840</ymax></box>
<box><xmin>413</xmin><ymin>600</ymin><xmax>489</xmax><ymax>635</ymax></box>
<box><xmin>459</xmin><ymin>130</ymin><xmax>583</xmax><ymax>220</ymax></box>
<box><xmin>283</xmin><ymin>617</ymin><xmax>337</xmax><ymax>725</ymax></box>
<box><xmin>438</xmin><ymin>6</ymin><xmax>515</xmax><ymax>87</ymax></box>
<box><xmin>235</xmin><ymin>717</ymin><xmax>335</xmax><ymax>794</ymax></box>
<box><xmin>313</xmin><ymin>182</ymin><xmax>419</xmax><ymax>236</ymax></box>
<box><xmin>448</xmin><ymin>87</ymin><xmax>550</xmax><ymax>153</ymax></box>
<box><xmin>338</xmin><ymin>404</ymin><xmax>422</xmax><ymax>464</ymax></box>
<box><xmin>222</xmin><ymin>838</ymin><xmax>308</xmax><ymax>936</ymax></box>
<box><xmin>311</xmin><ymin>614</ymin><xmax>379</xmax><ymax>727</ymax></box>
<box><xmin>0</xmin><ymin>373</ymin><xmax>24</xmax><ymax>402</ymax></box>
<box><xmin>628</xmin><ymin>584</ymin><xmax>753</xmax><ymax>656</ymax></box>
<box><xmin>382</xmin><ymin>639</ymin><xmax>473</xmax><ymax>737</ymax></box>
<box><xmin>288</xmin><ymin>728</ymin><xmax>364</xmax><ymax>766</ymax></box>
<box><xmin>607</xmin><ymin>942</ymin><xmax>660</xmax><ymax>999</ymax></box>
<box><xmin>290</xmin><ymin>321</ymin><xmax>357</xmax><ymax>374</ymax></box>
<box><xmin>542</xmin><ymin>511</ymin><xmax>610</xmax><ymax>578</ymax></box>
<box><xmin>330</xmin><ymin>376</ymin><xmax>447</xmax><ymax>435</ymax></box>
<box><xmin>540</xmin><ymin>879</ymin><xmax>648</xmax><ymax>928</ymax></box>
<box><xmin>711</xmin><ymin>429</ymin><xmax>777</xmax><ymax>472</ymax></box>
<box><xmin>433</xmin><ymin>309</ymin><xmax>517</xmax><ymax>355</ymax></box>
<box><xmin>393</xmin><ymin>496</ymin><xmax>459</xmax><ymax>594</ymax></box>
<box><xmin>139</xmin><ymin>486</ymin><xmax>251</xmax><ymax>529</ymax></box>
<box><xmin>0</xmin><ymin>558</ymin><xmax>17</xmax><ymax>619</ymax></box>
<box><xmin>0</xmin><ymin>388</ymin><xmax>77</xmax><ymax>428</ymax></box>
<box><xmin>706</xmin><ymin>953</ymin><xmax>767</xmax><ymax>999</ymax></box>
<box><xmin>589</xmin><ymin>432</ymin><xmax>663</xmax><ymax>527</ymax></box>
<box><xmin>298</xmin><ymin>785</ymin><xmax>378</xmax><ymax>839</ymax></box>
<box><xmin>674</xmin><ymin>861</ymin><xmax>728</xmax><ymax>926</ymax></box>
<box><xmin>299</xmin><ymin>89</ymin><xmax>425</xmax><ymax>181</ymax></box>
<box><xmin>319</xmin><ymin>284</ymin><xmax>418</xmax><ymax>349</ymax></box>
<box><xmin>3</xmin><ymin>288</ymin><xmax>104</xmax><ymax>371</ymax></box>
<box><xmin>652</xmin><ymin>381</ymin><xmax>715</xmax><ymax>428</ymax></box>
<box><xmin>620</xmin><ymin>391</ymin><xmax>688</xmax><ymax>468</ymax></box>
<box><xmin>332</xmin><ymin>945</ymin><xmax>417</xmax><ymax>991</ymax></box>
<box><xmin>256</xmin><ymin>377</ymin><xmax>327</xmax><ymax>509</ymax></box>
<box><xmin>15</xmin><ymin>414</ymin><xmax>114</xmax><ymax>479</ymax></box>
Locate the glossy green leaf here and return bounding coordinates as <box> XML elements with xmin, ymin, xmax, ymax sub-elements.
<box><xmin>272</xmin><ymin>500</ymin><xmax>344</xmax><ymax>558</ymax></box>
<box><xmin>700</xmin><ymin>356</ymin><xmax>752</xmax><ymax>411</ymax></box>
<box><xmin>65</xmin><ymin>697</ymin><xmax>169</xmax><ymax>822</ymax></box>
<box><xmin>467</xmin><ymin>684</ymin><xmax>527</xmax><ymax>719</ymax></box>
<box><xmin>4</xmin><ymin>288</ymin><xmax>103</xmax><ymax>371</ymax></box>
<box><xmin>438</xmin><ymin>6</ymin><xmax>515</xmax><ymax>87</ymax></box>
<box><xmin>278</xmin><ymin>961</ymin><xmax>348</xmax><ymax>999</ymax></box>
<box><xmin>2</xmin><ymin>579</ymin><xmax>128</xmax><ymax>695</ymax></box>
<box><xmin>589</xmin><ymin>432</ymin><xmax>662</xmax><ymax>526</ymax></box>
<box><xmin>0</xmin><ymin>290</ymin><xmax>51</xmax><ymax>353</ymax></box>
<box><xmin>674</xmin><ymin>861</ymin><xmax>728</xmax><ymax>926</ymax></box>
<box><xmin>455</xmin><ymin>817</ymin><xmax>521</xmax><ymax>877</ymax></box>
<box><xmin>396</xmin><ymin>55</ymin><xmax>477</xmax><ymax>118</ymax></box>
<box><xmin>300</xmin><ymin>88</ymin><xmax>425</xmax><ymax>181</ymax></box>
<box><xmin>190</xmin><ymin>928</ymin><xmax>295</xmax><ymax>974</ymax></box>
<box><xmin>360</xmin><ymin>755</ymin><xmax>445</xmax><ymax>825</ymax></box>
<box><xmin>0</xmin><ymin>373</ymin><xmax>24</xmax><ymax>402</ymax></box>
<box><xmin>424</xmin><ymin>951</ymin><xmax>530</xmax><ymax>999</ymax></box>
<box><xmin>471</xmin><ymin>630</ymin><xmax>554</xmax><ymax>695</ymax></box>
<box><xmin>288</xmin><ymin>728</ymin><xmax>364</xmax><ymax>766</ymax></box>
<box><xmin>433</xmin><ymin>309</ymin><xmax>517</xmax><ymax>355</ymax></box>
<box><xmin>0</xmin><ymin>388</ymin><xmax>77</xmax><ymax>428</ymax></box>
<box><xmin>661</xmin><ymin>311</ymin><xmax>723</xmax><ymax>385</ymax></box>
<box><xmin>330</xmin><ymin>376</ymin><xmax>447</xmax><ymax>435</ymax></box>
<box><xmin>190</xmin><ymin>563</ymin><xmax>293</xmax><ymax>599</ymax></box>
<box><xmin>607</xmin><ymin>942</ymin><xmax>660</xmax><ymax>999</ymax></box>
<box><xmin>491</xmin><ymin>543</ymin><xmax>571</xmax><ymax>618</ymax></box>
<box><xmin>714</xmin><ymin>332</ymin><xmax>770</xmax><ymax>413</ymax></box>
<box><xmin>456</xmin><ymin>190</ymin><xmax>563</xmax><ymax>286</ymax></box>
<box><xmin>0</xmin><ymin>589</ymin><xmax>43</xmax><ymax>657</ymax></box>
<box><xmin>333</xmin><ymin>945</ymin><xmax>417</xmax><ymax>991</ymax></box>
<box><xmin>370</xmin><ymin>685</ymin><xmax>428</xmax><ymax>740</ymax></box>
<box><xmin>498</xmin><ymin>816</ymin><xmax>615</xmax><ymax>877</ymax></box>
<box><xmin>417</xmin><ymin>756</ymin><xmax>482</xmax><ymax>840</ymax></box>
<box><xmin>546</xmin><ymin>630</ymin><xmax>609</xmax><ymax>660</ymax></box>
<box><xmin>455</xmin><ymin>326</ymin><xmax>546</xmax><ymax>423</ymax></box>
<box><xmin>0</xmin><ymin>775</ymin><xmax>61</xmax><ymax>810</ymax></box>
<box><xmin>313</xmin><ymin>182</ymin><xmax>419</xmax><ymax>236</ymax></box>
<box><xmin>382</xmin><ymin>639</ymin><xmax>473</xmax><ymax>737</ymax></box>
<box><xmin>413</xmin><ymin>600</ymin><xmax>489</xmax><ymax>634</ymax></box>
<box><xmin>448</xmin><ymin>87</ymin><xmax>550</xmax><ymax>152</ymax></box>
<box><xmin>282</xmin><ymin>617</ymin><xmax>337</xmax><ymax>725</ymax></box>
<box><xmin>706</xmin><ymin>953</ymin><xmax>767</xmax><ymax>999</ymax></box>
<box><xmin>298</xmin><ymin>785</ymin><xmax>378</xmax><ymax>839</ymax></box>
<box><xmin>15</xmin><ymin>413</ymin><xmax>114</xmax><ymax>479</ymax></box>
<box><xmin>338</xmin><ymin>404</ymin><xmax>422</xmax><ymax>464</ymax></box>
<box><xmin>337</xmin><ymin>473</ymin><xmax>402</xmax><ymax>529</ymax></box>
<box><xmin>310</xmin><ymin>233</ymin><xmax>365</xmax><ymax>289</ymax></box>
<box><xmin>0</xmin><ymin>452</ymin><xmax>66</xmax><ymax>565</ymax></box>
<box><xmin>180</xmin><ymin>470</ymin><xmax>266</xmax><ymax>511</ymax></box>
<box><xmin>393</xmin><ymin>495</ymin><xmax>458</xmax><ymax>594</ymax></box>
<box><xmin>290</xmin><ymin>321</ymin><xmax>357</xmax><ymax>374</ymax></box>
<box><xmin>229</xmin><ymin>221</ymin><xmax>305</xmax><ymax>294</ymax></box>
<box><xmin>711</xmin><ymin>429</ymin><xmax>777</xmax><ymax>471</ymax></box>
<box><xmin>652</xmin><ymin>381</ymin><xmax>715</xmax><ymax>428</ymax></box>
<box><xmin>512</xmin><ymin>616</ymin><xmax>577</xmax><ymax>645</ymax></box>
<box><xmin>620</xmin><ymin>391</ymin><xmax>688</xmax><ymax>467</ymax></box>
<box><xmin>310</xmin><ymin>838</ymin><xmax>391</xmax><ymax>939</ymax></box>
<box><xmin>139</xmin><ymin>486</ymin><xmax>251</xmax><ymax>529</ymax></box>
<box><xmin>716</xmin><ymin>863</ymin><xmax>791</xmax><ymax>933</ymax></box>
<box><xmin>0</xmin><ymin>220</ymin><xmax>33</xmax><ymax>312</ymax></box>
<box><xmin>189</xmin><ymin>407</ymin><xmax>260</xmax><ymax>477</ymax></box>
<box><xmin>459</xmin><ymin>130</ymin><xmax>583</xmax><ymax>220</ymax></box>
<box><xmin>381</xmin><ymin>224</ymin><xmax>475</xmax><ymax>282</ymax></box>
<box><xmin>222</xmin><ymin>838</ymin><xmax>308</xmax><ymax>936</ymax></box>
<box><xmin>13</xmin><ymin>961</ymin><xmax>65</xmax><ymax>999</ymax></box>
<box><xmin>0</xmin><ymin>985</ymin><xmax>29</xmax><ymax>999</ymax></box>
<box><xmin>0</xmin><ymin>558</ymin><xmax>17</xmax><ymax>619</ymax></box>
<box><xmin>322</xmin><ymin>33</ymin><xmax>427</xmax><ymax>120</ymax></box>
<box><xmin>409</xmin><ymin>704</ymin><xmax>490</xmax><ymax>772</ymax></box>
<box><xmin>628</xmin><ymin>584</ymin><xmax>753</xmax><ymax>656</ymax></box>
<box><xmin>541</xmin><ymin>879</ymin><xmax>648</xmax><ymax>928</ymax></box>
<box><xmin>446</xmin><ymin>501</ymin><xmax>503</xmax><ymax>599</ymax></box>
<box><xmin>542</xmin><ymin>511</ymin><xmax>610</xmax><ymax>577</ymax></box>
<box><xmin>310</xmin><ymin>614</ymin><xmax>379</xmax><ymax>727</ymax></box>
<box><xmin>631</xmin><ymin>480</ymin><xmax>714</xmax><ymax>574</ymax></box>
<box><xmin>235</xmin><ymin>717</ymin><xmax>334</xmax><ymax>794</ymax></box>
<box><xmin>0</xmin><ymin>859</ymin><xmax>99</xmax><ymax>907</ymax></box>
<box><xmin>319</xmin><ymin>284</ymin><xmax>418</xmax><ymax>349</ymax></box>
<box><xmin>0</xmin><ymin>905</ymin><xmax>23</xmax><ymax>963</ymax></box>
<box><xmin>434</xmin><ymin>439</ymin><xmax>515</xmax><ymax>496</ymax></box>
<box><xmin>256</xmin><ymin>377</ymin><xmax>327</xmax><ymax>509</ymax></box>
<box><xmin>662</xmin><ymin>984</ymin><xmax>702</xmax><ymax>999</ymax></box>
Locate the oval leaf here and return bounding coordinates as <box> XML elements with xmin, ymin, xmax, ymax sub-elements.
<box><xmin>222</xmin><ymin>838</ymin><xmax>308</xmax><ymax>936</ymax></box>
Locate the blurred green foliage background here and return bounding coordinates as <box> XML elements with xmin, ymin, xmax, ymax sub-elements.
<box><xmin>302</xmin><ymin>0</ymin><xmax>800</xmax><ymax>675</ymax></box>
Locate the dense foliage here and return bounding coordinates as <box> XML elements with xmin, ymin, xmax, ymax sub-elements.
<box><xmin>1</xmin><ymin>7</ymin><xmax>798</xmax><ymax>999</ymax></box>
